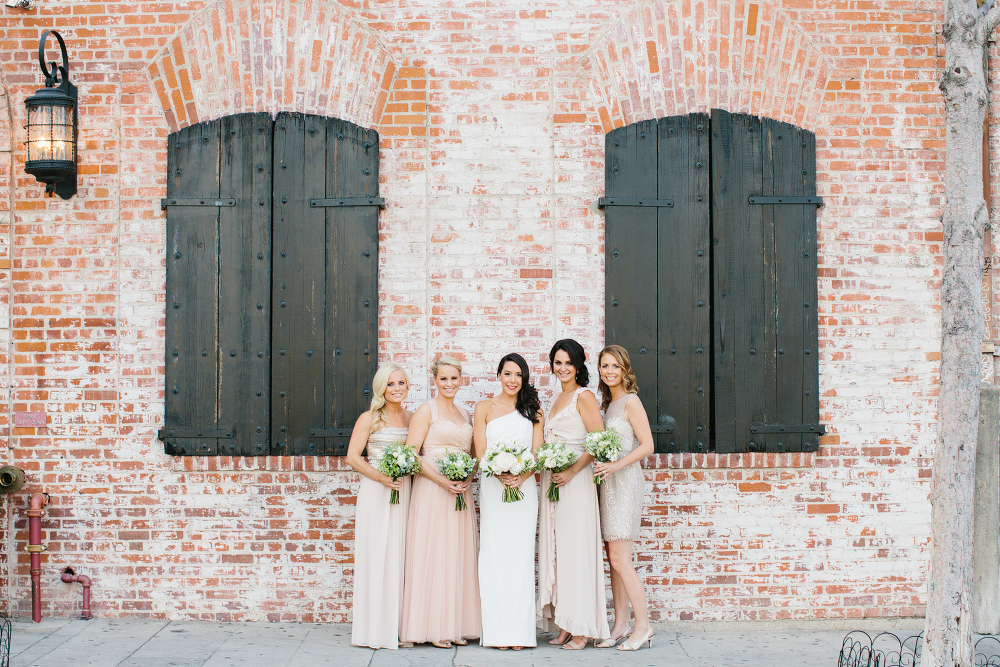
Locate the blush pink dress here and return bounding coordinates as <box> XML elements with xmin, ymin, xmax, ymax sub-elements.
<box><xmin>399</xmin><ymin>400</ymin><xmax>481</xmax><ymax>644</ymax></box>
<box><xmin>536</xmin><ymin>387</ymin><xmax>611</xmax><ymax>640</ymax></box>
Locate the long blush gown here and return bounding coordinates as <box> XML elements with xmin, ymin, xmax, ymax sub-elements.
<box><xmin>478</xmin><ymin>410</ymin><xmax>538</xmax><ymax>647</ymax></box>
<box><xmin>351</xmin><ymin>425</ymin><xmax>411</xmax><ymax>649</ymax></box>
<box><xmin>399</xmin><ymin>401</ymin><xmax>481</xmax><ymax>644</ymax></box>
<box><xmin>536</xmin><ymin>387</ymin><xmax>611</xmax><ymax>640</ymax></box>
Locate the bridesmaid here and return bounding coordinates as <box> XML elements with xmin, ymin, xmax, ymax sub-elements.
<box><xmin>536</xmin><ymin>339</ymin><xmax>611</xmax><ymax>649</ymax></box>
<box><xmin>592</xmin><ymin>345</ymin><xmax>655</xmax><ymax>651</ymax></box>
<box><xmin>473</xmin><ymin>353</ymin><xmax>543</xmax><ymax>651</ymax></box>
<box><xmin>399</xmin><ymin>356</ymin><xmax>481</xmax><ymax>648</ymax></box>
<box><xmin>346</xmin><ymin>363</ymin><xmax>413</xmax><ymax>649</ymax></box>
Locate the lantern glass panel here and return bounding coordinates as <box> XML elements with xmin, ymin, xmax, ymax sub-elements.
<box><xmin>27</xmin><ymin>104</ymin><xmax>74</xmax><ymax>163</ymax></box>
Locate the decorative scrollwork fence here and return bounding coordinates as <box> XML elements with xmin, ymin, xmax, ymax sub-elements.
<box><xmin>838</xmin><ymin>631</ymin><xmax>1000</xmax><ymax>667</ymax></box>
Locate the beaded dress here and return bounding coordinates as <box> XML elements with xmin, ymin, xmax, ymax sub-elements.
<box><xmin>599</xmin><ymin>395</ymin><xmax>644</xmax><ymax>541</ymax></box>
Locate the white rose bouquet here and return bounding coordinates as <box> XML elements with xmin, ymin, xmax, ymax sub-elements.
<box><xmin>377</xmin><ymin>442</ymin><xmax>422</xmax><ymax>504</ymax></box>
<box><xmin>481</xmin><ymin>441</ymin><xmax>536</xmax><ymax>503</ymax></box>
<box><xmin>533</xmin><ymin>441</ymin><xmax>578</xmax><ymax>502</ymax></box>
<box><xmin>437</xmin><ymin>450</ymin><xmax>478</xmax><ymax>511</ymax></box>
<box><xmin>583</xmin><ymin>428</ymin><xmax>623</xmax><ymax>484</ymax></box>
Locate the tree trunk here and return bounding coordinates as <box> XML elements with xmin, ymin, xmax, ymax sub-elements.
<box><xmin>925</xmin><ymin>4</ymin><xmax>1000</xmax><ymax>665</ymax></box>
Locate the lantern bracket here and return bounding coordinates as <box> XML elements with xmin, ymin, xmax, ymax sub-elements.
<box><xmin>38</xmin><ymin>30</ymin><xmax>71</xmax><ymax>90</ymax></box>
<box><xmin>24</xmin><ymin>30</ymin><xmax>77</xmax><ymax>199</ymax></box>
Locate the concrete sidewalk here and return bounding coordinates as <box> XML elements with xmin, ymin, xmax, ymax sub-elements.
<box><xmin>7</xmin><ymin>618</ymin><xmax>924</xmax><ymax>667</ymax></box>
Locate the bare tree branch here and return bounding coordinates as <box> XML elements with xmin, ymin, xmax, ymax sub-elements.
<box><xmin>981</xmin><ymin>1</ymin><xmax>1000</xmax><ymax>37</ymax></box>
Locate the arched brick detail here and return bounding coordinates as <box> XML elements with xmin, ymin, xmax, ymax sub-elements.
<box><xmin>148</xmin><ymin>0</ymin><xmax>399</xmax><ymax>132</ymax></box>
<box><xmin>581</xmin><ymin>0</ymin><xmax>831</xmax><ymax>131</ymax></box>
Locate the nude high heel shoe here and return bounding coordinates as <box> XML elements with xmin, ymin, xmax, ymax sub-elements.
<box><xmin>616</xmin><ymin>628</ymin><xmax>653</xmax><ymax>651</ymax></box>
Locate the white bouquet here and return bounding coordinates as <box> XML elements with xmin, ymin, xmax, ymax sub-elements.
<box><xmin>533</xmin><ymin>441</ymin><xmax>578</xmax><ymax>502</ymax></box>
<box><xmin>437</xmin><ymin>450</ymin><xmax>478</xmax><ymax>511</ymax></box>
<box><xmin>481</xmin><ymin>441</ymin><xmax>536</xmax><ymax>503</ymax></box>
<box><xmin>583</xmin><ymin>428</ymin><xmax>623</xmax><ymax>484</ymax></box>
<box><xmin>376</xmin><ymin>442</ymin><xmax>422</xmax><ymax>504</ymax></box>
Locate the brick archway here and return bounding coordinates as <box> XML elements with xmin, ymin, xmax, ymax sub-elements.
<box><xmin>148</xmin><ymin>0</ymin><xmax>400</xmax><ymax>132</ymax></box>
<box><xmin>581</xmin><ymin>0</ymin><xmax>831</xmax><ymax>131</ymax></box>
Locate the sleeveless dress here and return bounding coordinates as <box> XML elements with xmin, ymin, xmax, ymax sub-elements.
<box><xmin>599</xmin><ymin>395</ymin><xmax>644</xmax><ymax>541</ymax></box>
<box><xmin>536</xmin><ymin>388</ymin><xmax>611</xmax><ymax>639</ymax></box>
<box><xmin>479</xmin><ymin>410</ymin><xmax>538</xmax><ymax>647</ymax></box>
<box><xmin>351</xmin><ymin>426</ymin><xmax>410</xmax><ymax>649</ymax></box>
<box><xmin>399</xmin><ymin>401</ymin><xmax>481</xmax><ymax>643</ymax></box>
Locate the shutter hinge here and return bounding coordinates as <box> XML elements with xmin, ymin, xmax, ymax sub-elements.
<box><xmin>749</xmin><ymin>423</ymin><xmax>825</xmax><ymax>434</ymax></box>
<box><xmin>748</xmin><ymin>196</ymin><xmax>823</xmax><ymax>206</ymax></box>
<box><xmin>160</xmin><ymin>198</ymin><xmax>237</xmax><ymax>210</ymax></box>
<box><xmin>157</xmin><ymin>427</ymin><xmax>234</xmax><ymax>440</ymax></box>
<box><xmin>597</xmin><ymin>197</ymin><xmax>674</xmax><ymax>209</ymax></box>
<box><xmin>309</xmin><ymin>197</ymin><xmax>386</xmax><ymax>209</ymax></box>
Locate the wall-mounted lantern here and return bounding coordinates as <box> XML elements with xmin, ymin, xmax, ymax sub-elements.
<box><xmin>24</xmin><ymin>30</ymin><xmax>77</xmax><ymax>200</ymax></box>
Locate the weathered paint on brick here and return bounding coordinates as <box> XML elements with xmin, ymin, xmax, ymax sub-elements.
<box><xmin>0</xmin><ymin>0</ymin><xmax>950</xmax><ymax>623</ymax></box>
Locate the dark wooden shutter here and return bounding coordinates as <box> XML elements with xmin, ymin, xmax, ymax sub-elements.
<box><xmin>271</xmin><ymin>113</ymin><xmax>379</xmax><ymax>455</ymax></box>
<box><xmin>711</xmin><ymin>109</ymin><xmax>820</xmax><ymax>452</ymax></box>
<box><xmin>604</xmin><ymin>113</ymin><xmax>711</xmax><ymax>452</ymax></box>
<box><xmin>162</xmin><ymin>113</ymin><xmax>273</xmax><ymax>456</ymax></box>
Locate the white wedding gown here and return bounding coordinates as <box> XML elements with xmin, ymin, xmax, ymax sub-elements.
<box><xmin>478</xmin><ymin>409</ymin><xmax>538</xmax><ymax>647</ymax></box>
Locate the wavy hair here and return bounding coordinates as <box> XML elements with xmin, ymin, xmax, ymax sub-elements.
<box><xmin>597</xmin><ymin>345</ymin><xmax>639</xmax><ymax>411</ymax></box>
<box><xmin>497</xmin><ymin>353</ymin><xmax>540</xmax><ymax>423</ymax></box>
<box><xmin>369</xmin><ymin>363</ymin><xmax>410</xmax><ymax>433</ymax></box>
<box><xmin>548</xmin><ymin>338</ymin><xmax>589</xmax><ymax>387</ymax></box>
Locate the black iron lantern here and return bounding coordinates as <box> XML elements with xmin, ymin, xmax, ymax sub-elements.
<box><xmin>24</xmin><ymin>30</ymin><xmax>77</xmax><ymax>199</ymax></box>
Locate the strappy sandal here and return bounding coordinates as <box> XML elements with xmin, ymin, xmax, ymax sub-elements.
<box><xmin>548</xmin><ymin>632</ymin><xmax>570</xmax><ymax>645</ymax></box>
<box><xmin>431</xmin><ymin>641</ymin><xmax>453</xmax><ymax>649</ymax></box>
<box><xmin>617</xmin><ymin>628</ymin><xmax>654</xmax><ymax>651</ymax></box>
<box><xmin>454</xmin><ymin>639</ymin><xmax>468</xmax><ymax>646</ymax></box>
<box><xmin>596</xmin><ymin>629</ymin><xmax>628</xmax><ymax>648</ymax></box>
<box><xmin>561</xmin><ymin>636</ymin><xmax>587</xmax><ymax>650</ymax></box>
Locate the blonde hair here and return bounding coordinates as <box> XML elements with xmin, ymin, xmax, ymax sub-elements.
<box><xmin>430</xmin><ymin>355</ymin><xmax>462</xmax><ymax>377</ymax></box>
<box><xmin>597</xmin><ymin>345</ymin><xmax>639</xmax><ymax>411</ymax></box>
<box><xmin>369</xmin><ymin>363</ymin><xmax>410</xmax><ymax>433</ymax></box>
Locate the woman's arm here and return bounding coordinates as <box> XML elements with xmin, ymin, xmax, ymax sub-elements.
<box><xmin>593</xmin><ymin>395</ymin><xmax>654</xmax><ymax>478</ymax></box>
<box><xmin>345</xmin><ymin>411</ymin><xmax>400</xmax><ymax>490</ymax></box>
<box><xmin>472</xmin><ymin>400</ymin><xmax>490</xmax><ymax>460</ymax></box>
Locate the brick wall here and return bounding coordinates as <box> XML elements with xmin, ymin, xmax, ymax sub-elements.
<box><xmin>0</xmin><ymin>0</ymin><xmax>946</xmax><ymax>621</ymax></box>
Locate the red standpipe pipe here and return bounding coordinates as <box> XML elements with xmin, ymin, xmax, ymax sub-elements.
<box><xmin>61</xmin><ymin>568</ymin><xmax>92</xmax><ymax>620</ymax></box>
<box><xmin>26</xmin><ymin>493</ymin><xmax>49</xmax><ymax>623</ymax></box>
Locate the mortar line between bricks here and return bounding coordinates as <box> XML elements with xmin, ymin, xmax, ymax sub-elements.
<box><xmin>112</xmin><ymin>620</ymin><xmax>174</xmax><ymax>667</ymax></box>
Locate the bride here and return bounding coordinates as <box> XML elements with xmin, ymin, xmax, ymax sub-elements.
<box><xmin>473</xmin><ymin>353</ymin><xmax>544</xmax><ymax>650</ymax></box>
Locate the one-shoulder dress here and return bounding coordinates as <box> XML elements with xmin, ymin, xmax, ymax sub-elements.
<box><xmin>479</xmin><ymin>410</ymin><xmax>538</xmax><ymax>647</ymax></box>
<box><xmin>351</xmin><ymin>425</ymin><xmax>410</xmax><ymax>649</ymax></box>
<box><xmin>536</xmin><ymin>388</ymin><xmax>611</xmax><ymax>639</ymax></box>
<box><xmin>600</xmin><ymin>394</ymin><xmax>644</xmax><ymax>541</ymax></box>
<box><xmin>399</xmin><ymin>401</ymin><xmax>481</xmax><ymax>643</ymax></box>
